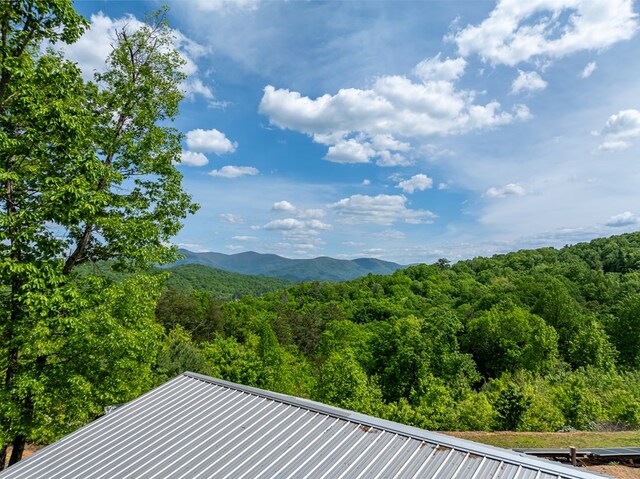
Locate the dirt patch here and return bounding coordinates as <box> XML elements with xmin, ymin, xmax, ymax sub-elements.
<box><xmin>2</xmin><ymin>444</ymin><xmax>42</xmax><ymax>469</ymax></box>
<box><xmin>586</xmin><ymin>465</ymin><xmax>640</xmax><ymax>479</ymax></box>
<box><xmin>442</xmin><ymin>431</ymin><xmax>640</xmax><ymax>479</ymax></box>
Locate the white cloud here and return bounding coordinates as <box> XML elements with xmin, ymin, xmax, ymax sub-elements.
<box><xmin>261</xmin><ymin>218</ymin><xmax>332</xmax><ymax>231</ymax></box>
<box><xmin>329</xmin><ymin>194</ymin><xmax>436</xmax><ymax>225</ymax></box>
<box><xmin>232</xmin><ymin>235</ymin><xmax>259</xmax><ymax>241</ymax></box>
<box><xmin>306</xmin><ymin>220</ymin><xmax>332</xmax><ymax>230</ymax></box>
<box><xmin>377</xmin><ymin>151</ymin><xmax>411</xmax><ymax>167</ymax></box>
<box><xmin>511</xmin><ymin>70</ymin><xmax>548</xmax><ymax>95</ymax></box>
<box><xmin>260</xmin><ymin>67</ymin><xmax>529</xmax><ymax>165</ymax></box>
<box><xmin>397</xmin><ymin>174</ymin><xmax>434</xmax><ymax>193</ymax></box>
<box><xmin>186</xmin><ymin>128</ymin><xmax>238</xmax><ymax>155</ymax></box>
<box><xmin>453</xmin><ymin>0</ymin><xmax>638</xmax><ymax>66</ymax></box>
<box><xmin>486</xmin><ymin>183</ymin><xmax>527</xmax><ymax>198</ymax></box>
<box><xmin>438</xmin><ymin>182</ymin><xmax>449</xmax><ymax>190</ymax></box>
<box><xmin>272</xmin><ymin>200</ymin><xmax>297</xmax><ymax>212</ymax></box>
<box><xmin>362</xmin><ymin>179</ymin><xmax>371</xmax><ymax>186</ymax></box>
<box><xmin>413</xmin><ymin>53</ymin><xmax>467</xmax><ymax>82</ymax></box>
<box><xmin>597</xmin><ymin>109</ymin><xmax>640</xmax><ymax>151</ymax></box>
<box><xmin>220</xmin><ymin>213</ymin><xmax>245</xmax><ymax>224</ymax></box>
<box><xmin>180</xmin><ymin>151</ymin><xmax>209</xmax><ymax>167</ymax></box>
<box><xmin>371</xmin><ymin>134</ymin><xmax>411</xmax><ymax>152</ymax></box>
<box><xmin>580</xmin><ymin>61</ymin><xmax>597</xmax><ymax>78</ymax></box>
<box><xmin>606</xmin><ymin>211</ymin><xmax>640</xmax><ymax>227</ymax></box>
<box><xmin>183</xmin><ymin>78</ymin><xmax>214</xmax><ymax>100</ymax></box>
<box><xmin>325</xmin><ymin>139</ymin><xmax>375</xmax><ymax>164</ymax></box>
<box><xmin>263</xmin><ymin>218</ymin><xmax>306</xmax><ymax>230</ymax></box>
<box><xmin>209</xmin><ymin>166</ymin><xmax>259</xmax><ymax>178</ymax></box>
<box><xmin>272</xmin><ymin>201</ymin><xmax>325</xmax><ymax>218</ymax></box>
<box><xmin>191</xmin><ymin>0</ymin><xmax>260</xmax><ymax>12</ymax></box>
<box><xmin>602</xmin><ymin>109</ymin><xmax>640</xmax><ymax>137</ymax></box>
<box><xmin>598</xmin><ymin>140</ymin><xmax>631</xmax><ymax>152</ymax></box>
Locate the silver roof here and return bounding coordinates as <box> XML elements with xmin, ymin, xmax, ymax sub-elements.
<box><xmin>0</xmin><ymin>372</ymin><xmax>611</xmax><ymax>479</ymax></box>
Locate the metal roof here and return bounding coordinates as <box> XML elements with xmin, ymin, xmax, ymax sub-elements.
<box><xmin>0</xmin><ymin>372</ymin><xmax>612</xmax><ymax>479</ymax></box>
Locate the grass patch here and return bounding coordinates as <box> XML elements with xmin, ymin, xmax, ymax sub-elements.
<box><xmin>444</xmin><ymin>431</ymin><xmax>640</xmax><ymax>449</ymax></box>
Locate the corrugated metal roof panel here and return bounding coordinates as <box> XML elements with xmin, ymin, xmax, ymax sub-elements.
<box><xmin>0</xmin><ymin>372</ymin><xmax>613</xmax><ymax>479</ymax></box>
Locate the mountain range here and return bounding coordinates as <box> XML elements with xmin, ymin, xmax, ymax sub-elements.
<box><xmin>174</xmin><ymin>249</ymin><xmax>405</xmax><ymax>281</ymax></box>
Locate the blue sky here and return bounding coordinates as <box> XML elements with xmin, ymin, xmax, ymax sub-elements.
<box><xmin>68</xmin><ymin>0</ymin><xmax>640</xmax><ymax>264</ymax></box>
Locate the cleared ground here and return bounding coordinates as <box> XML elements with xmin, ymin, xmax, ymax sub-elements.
<box><xmin>446</xmin><ymin>431</ymin><xmax>640</xmax><ymax>449</ymax></box>
<box><xmin>446</xmin><ymin>432</ymin><xmax>640</xmax><ymax>479</ymax></box>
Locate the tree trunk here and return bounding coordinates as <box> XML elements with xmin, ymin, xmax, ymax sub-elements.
<box><xmin>8</xmin><ymin>435</ymin><xmax>25</xmax><ymax>466</ymax></box>
<box><xmin>0</xmin><ymin>444</ymin><xmax>7</xmax><ymax>470</ymax></box>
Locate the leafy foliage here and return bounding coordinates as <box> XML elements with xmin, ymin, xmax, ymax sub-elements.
<box><xmin>0</xmin><ymin>3</ymin><xmax>196</xmax><ymax>466</ymax></box>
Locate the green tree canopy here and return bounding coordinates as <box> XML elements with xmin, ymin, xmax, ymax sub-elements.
<box><xmin>0</xmin><ymin>4</ymin><xmax>197</xmax><ymax>466</ymax></box>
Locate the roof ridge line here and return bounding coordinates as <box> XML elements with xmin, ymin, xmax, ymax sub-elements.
<box><xmin>181</xmin><ymin>372</ymin><xmax>608</xmax><ymax>479</ymax></box>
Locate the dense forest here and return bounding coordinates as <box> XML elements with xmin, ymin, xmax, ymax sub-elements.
<box><xmin>78</xmin><ymin>262</ymin><xmax>297</xmax><ymax>300</ymax></box>
<box><xmin>154</xmin><ymin>232</ymin><xmax>640</xmax><ymax>433</ymax></box>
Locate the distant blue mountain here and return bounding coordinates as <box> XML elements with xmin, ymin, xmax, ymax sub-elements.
<box><xmin>174</xmin><ymin>249</ymin><xmax>405</xmax><ymax>281</ymax></box>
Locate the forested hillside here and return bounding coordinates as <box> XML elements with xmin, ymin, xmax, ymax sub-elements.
<box><xmin>77</xmin><ymin>262</ymin><xmax>297</xmax><ymax>300</ymax></box>
<box><xmin>156</xmin><ymin>232</ymin><xmax>640</xmax><ymax>432</ymax></box>
<box><xmin>165</xmin><ymin>264</ymin><xmax>297</xmax><ymax>299</ymax></box>
<box><xmin>174</xmin><ymin>249</ymin><xmax>405</xmax><ymax>281</ymax></box>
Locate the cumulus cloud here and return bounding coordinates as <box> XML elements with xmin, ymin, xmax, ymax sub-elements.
<box><xmin>209</xmin><ymin>166</ymin><xmax>259</xmax><ymax>178</ymax></box>
<box><xmin>597</xmin><ymin>109</ymin><xmax>640</xmax><ymax>151</ymax></box>
<box><xmin>325</xmin><ymin>139</ymin><xmax>375</xmax><ymax>163</ymax></box>
<box><xmin>396</xmin><ymin>174</ymin><xmax>434</xmax><ymax>193</ymax></box>
<box><xmin>377</xmin><ymin>151</ymin><xmax>411</xmax><ymax>167</ymax></box>
<box><xmin>262</xmin><ymin>218</ymin><xmax>306</xmax><ymax>230</ymax></box>
<box><xmin>183</xmin><ymin>78</ymin><xmax>214</xmax><ymax>100</ymax></box>
<box><xmin>606</xmin><ymin>211</ymin><xmax>640</xmax><ymax>227</ymax></box>
<box><xmin>260</xmin><ymin>63</ymin><xmax>529</xmax><ymax>166</ymax></box>
<box><xmin>511</xmin><ymin>71</ymin><xmax>548</xmax><ymax>95</ymax></box>
<box><xmin>362</xmin><ymin>179</ymin><xmax>371</xmax><ymax>185</ymax></box>
<box><xmin>220</xmin><ymin>213</ymin><xmax>245</xmax><ymax>224</ymax></box>
<box><xmin>272</xmin><ymin>200</ymin><xmax>297</xmax><ymax>212</ymax></box>
<box><xmin>413</xmin><ymin>53</ymin><xmax>467</xmax><ymax>82</ymax></box>
<box><xmin>329</xmin><ymin>194</ymin><xmax>436</xmax><ymax>225</ymax></box>
<box><xmin>232</xmin><ymin>235</ymin><xmax>259</xmax><ymax>241</ymax></box>
<box><xmin>261</xmin><ymin>218</ymin><xmax>332</xmax><ymax>231</ymax></box>
<box><xmin>186</xmin><ymin>128</ymin><xmax>238</xmax><ymax>155</ymax></box>
<box><xmin>371</xmin><ymin>134</ymin><xmax>411</xmax><ymax>152</ymax></box>
<box><xmin>179</xmin><ymin>151</ymin><xmax>208</xmax><ymax>167</ymax></box>
<box><xmin>580</xmin><ymin>61</ymin><xmax>597</xmax><ymax>78</ymax></box>
<box><xmin>272</xmin><ymin>201</ymin><xmax>325</xmax><ymax>218</ymax></box>
<box><xmin>485</xmin><ymin>183</ymin><xmax>527</xmax><ymax>198</ymax></box>
<box><xmin>453</xmin><ymin>0</ymin><xmax>638</xmax><ymax>66</ymax></box>
<box><xmin>438</xmin><ymin>182</ymin><xmax>449</xmax><ymax>190</ymax></box>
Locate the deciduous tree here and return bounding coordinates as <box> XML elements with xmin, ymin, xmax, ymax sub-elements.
<box><xmin>0</xmin><ymin>3</ymin><xmax>196</xmax><ymax>465</ymax></box>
